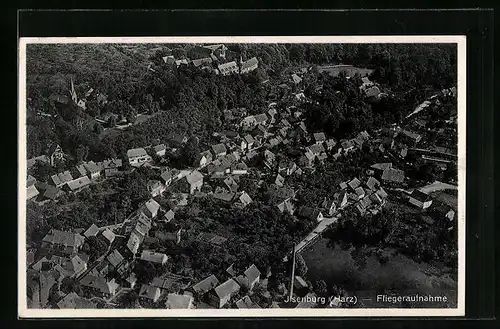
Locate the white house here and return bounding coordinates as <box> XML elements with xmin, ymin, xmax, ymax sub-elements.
<box><xmin>127</xmin><ymin>148</ymin><xmax>152</xmax><ymax>167</ymax></box>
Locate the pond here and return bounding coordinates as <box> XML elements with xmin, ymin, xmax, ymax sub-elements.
<box><xmin>301</xmin><ymin>238</ymin><xmax>457</xmax><ymax>308</ymax></box>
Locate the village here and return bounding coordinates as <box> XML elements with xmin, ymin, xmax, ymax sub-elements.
<box><xmin>25</xmin><ymin>43</ymin><xmax>459</xmax><ymax>310</ymax></box>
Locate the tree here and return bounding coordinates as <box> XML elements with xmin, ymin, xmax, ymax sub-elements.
<box><xmin>295</xmin><ymin>253</ymin><xmax>308</xmax><ymax>277</ymax></box>
<box><xmin>315</xmin><ymin>279</ymin><xmax>328</xmax><ymax>296</ymax></box>
<box><xmin>76</xmin><ymin>144</ymin><xmax>89</xmax><ymax>162</ymax></box>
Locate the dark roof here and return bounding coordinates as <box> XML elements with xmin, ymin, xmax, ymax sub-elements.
<box><xmin>410</xmin><ymin>189</ymin><xmax>431</xmax><ymax>202</ymax></box>
<box><xmin>381</xmin><ymin>168</ymin><xmax>405</xmax><ymax>183</ymax></box>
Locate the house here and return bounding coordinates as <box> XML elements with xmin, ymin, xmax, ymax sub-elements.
<box><xmin>179</xmin><ymin>170</ymin><xmax>204</xmax><ymax>194</ymax></box>
<box><xmin>57</xmin><ymin>292</ymin><xmax>95</xmax><ymax>309</ymax></box>
<box><xmin>223</xmin><ymin>176</ymin><xmax>239</xmax><ymax>192</ymax></box>
<box><xmin>102</xmin><ymin>158</ymin><xmax>123</xmax><ymax>178</ymax></box>
<box><xmin>164</xmin><ymin>209</ymin><xmax>175</xmax><ymax>222</ymax></box>
<box><xmin>100</xmin><ymin>228</ymin><xmax>115</xmax><ymax>245</ymax></box>
<box><xmin>162</xmin><ymin>55</ymin><xmax>175</xmax><ymax>64</ymax></box>
<box><xmin>42</xmin><ymin>229</ymin><xmax>85</xmax><ymax>255</ymax></box>
<box><xmin>240</xmin><ymin>116</ymin><xmax>257</xmax><ymax>130</ymax></box>
<box><xmin>212</xmin><ymin>143</ymin><xmax>227</xmax><ymax>158</ymax></box>
<box><xmin>194</xmin><ymin>150</ymin><xmax>213</xmax><ymax>168</ymax></box>
<box><xmin>366</xmin><ymin>176</ymin><xmax>381</xmax><ymax>191</ymax></box>
<box><xmin>354</xmin><ymin>187</ymin><xmax>366</xmax><ymax>200</ymax></box>
<box><xmin>409</xmin><ymin>190</ymin><xmax>433</xmax><ymax>209</ymax></box>
<box><xmin>371</xmin><ymin>162</ymin><xmax>393</xmax><ymax>172</ymax></box>
<box><xmin>217</xmin><ymin>61</ymin><xmax>239</xmax><ymax>76</ymax></box>
<box><xmin>50</xmin><ymin>171</ymin><xmax>73</xmax><ymax>188</ymax></box>
<box><xmin>83</xmin><ymin>224</ymin><xmax>99</xmax><ymax>239</ymax></box>
<box><xmin>166</xmin><ymin>293</ymin><xmax>194</xmax><ymax>309</ymax></box>
<box><xmin>82</xmin><ymin>161</ymin><xmax>101</xmax><ymax>180</ymax></box>
<box><xmin>161</xmin><ymin>170</ymin><xmax>174</xmax><ymax>186</ymax></box>
<box><xmin>381</xmin><ymin>168</ymin><xmax>405</xmax><ymax>184</ymax></box>
<box><xmin>192</xmin><ymin>274</ymin><xmax>220</xmax><ymax>299</ymax></box>
<box><xmin>277</xmin><ymin>198</ymin><xmax>295</xmax><ymax>215</ymax></box>
<box><xmin>63</xmin><ymin>255</ymin><xmax>88</xmax><ymax>278</ymax></box>
<box><xmin>240</xmin><ymin>57</ymin><xmax>259</xmax><ymax>74</ymax></box>
<box><xmin>348</xmin><ymin>177</ymin><xmax>362</xmax><ymax>190</ymax></box>
<box><xmin>210</xmin><ymin>278</ymin><xmax>241</xmax><ymax>308</ymax></box>
<box><xmin>298</xmin><ymin>207</ymin><xmax>324</xmax><ymax>222</ymax></box>
<box><xmin>399</xmin><ymin>129</ymin><xmax>422</xmax><ymax>145</ymax></box>
<box><xmin>298</xmin><ymin>150</ymin><xmax>315</xmax><ymax>168</ymax></box>
<box><xmin>147</xmin><ymin>180</ymin><xmax>165</xmax><ymax>197</ymax></box>
<box><xmin>235</xmin><ymin>295</ymin><xmax>260</xmax><ymax>309</ymax></box>
<box><xmin>335</xmin><ymin>191</ymin><xmax>348</xmax><ymax>209</ymax></box>
<box><xmin>263</xmin><ymin>150</ymin><xmax>276</xmax><ymax>168</ymax></box>
<box><xmin>322</xmin><ymin>198</ymin><xmax>336</xmax><ymax>216</ymax></box>
<box><xmin>127</xmin><ymin>148</ymin><xmax>152</xmax><ymax>167</ymax></box>
<box><xmin>242</xmin><ymin>134</ymin><xmax>255</xmax><ymax>151</ymax></box>
<box><xmin>307</xmin><ymin>143</ymin><xmax>325</xmax><ymax>156</ymax></box>
<box><xmin>325</xmin><ymin>139</ymin><xmax>337</xmax><ymax>151</ymax></box>
<box><xmin>139</xmin><ymin>284</ymin><xmax>162</xmax><ymax>302</ymax></box>
<box><xmin>154</xmin><ymin>144</ymin><xmax>167</xmax><ymax>157</ymax></box>
<box><xmin>252</xmin><ymin>124</ymin><xmax>269</xmax><ymax>138</ymax></box>
<box><xmin>213</xmin><ymin>192</ymin><xmax>236</xmax><ymax>203</ymax></box>
<box><xmin>66</xmin><ymin>176</ymin><xmax>91</xmax><ymax>193</ymax></box>
<box><xmin>341</xmin><ymin>140</ymin><xmax>355</xmax><ymax>153</ymax></box>
<box><xmin>236</xmin><ymin>191</ymin><xmax>253</xmax><ymax>207</ymax></box>
<box><xmin>313</xmin><ymin>132</ymin><xmax>326</xmax><ymax>144</ymax></box>
<box><xmin>175</xmin><ymin>59</ymin><xmax>189</xmax><ymax>67</ymax></box>
<box><xmin>272</xmin><ymin>172</ymin><xmax>286</xmax><ymax>187</ymax></box>
<box><xmin>141</xmin><ymin>199</ymin><xmax>161</xmax><ymax>219</ymax></box>
<box><xmin>41</xmin><ymin>184</ymin><xmax>64</xmax><ymax>201</ymax></box>
<box><xmin>254</xmin><ymin>113</ymin><xmax>268</xmax><ymax>126</ymax></box>
<box><xmin>235</xmin><ymin>264</ymin><xmax>261</xmax><ymax>291</ymax></box>
<box><xmin>140</xmin><ymin>250</ymin><xmax>169</xmax><ymax>265</ymax></box>
<box><xmin>47</xmin><ymin>144</ymin><xmax>65</xmax><ymax>167</ymax></box>
<box><xmin>339</xmin><ymin>181</ymin><xmax>348</xmax><ymax>190</ymax></box>
<box><xmin>192</xmin><ymin>57</ymin><xmax>213</xmax><ymax>68</ymax></box>
<box><xmin>27</xmin><ymin>185</ymin><xmax>40</xmax><ymax>200</ymax></box>
<box><xmin>167</xmin><ymin>132</ymin><xmax>188</xmax><ymax>148</ymax></box>
<box><xmin>291</xmin><ymin>73</ymin><xmax>302</xmax><ymax>84</ymax></box>
<box><xmin>278</xmin><ymin>161</ymin><xmax>297</xmax><ymax>176</ymax></box>
<box><xmin>231</xmin><ymin>162</ymin><xmax>249</xmax><ymax>175</ymax></box>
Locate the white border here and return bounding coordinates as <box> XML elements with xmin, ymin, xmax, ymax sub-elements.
<box><xmin>18</xmin><ymin>35</ymin><xmax>466</xmax><ymax>318</ymax></box>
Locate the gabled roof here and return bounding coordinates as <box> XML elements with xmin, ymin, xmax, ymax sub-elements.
<box><xmin>313</xmin><ymin>132</ymin><xmax>326</xmax><ymax>142</ymax></box>
<box><xmin>254</xmin><ymin>113</ymin><xmax>268</xmax><ymax>124</ymax></box>
<box><xmin>366</xmin><ymin>177</ymin><xmax>380</xmax><ymax>190</ymax></box>
<box><xmin>83</xmin><ymin>161</ymin><xmax>100</xmax><ymax>174</ymax></box>
<box><xmin>192</xmin><ymin>274</ymin><xmax>220</xmax><ymax>295</ymax></box>
<box><xmin>154</xmin><ymin>144</ymin><xmax>166</xmax><ymax>152</ymax></box>
<box><xmin>166</xmin><ymin>293</ymin><xmax>194</xmax><ymax>309</ymax></box>
<box><xmin>244</xmin><ymin>264</ymin><xmax>260</xmax><ymax>283</ymax></box>
<box><xmin>142</xmin><ymin>199</ymin><xmax>161</xmax><ymax>217</ymax></box>
<box><xmin>127</xmin><ymin>147</ymin><xmax>148</xmax><ymax>158</ymax></box>
<box><xmin>140</xmin><ymin>250</ymin><xmax>168</xmax><ymax>264</ymax></box>
<box><xmin>244</xmin><ymin>134</ymin><xmax>255</xmax><ymax>144</ymax></box>
<box><xmin>214</xmin><ymin>278</ymin><xmax>240</xmax><ymax>299</ymax></box>
<box><xmin>291</xmin><ymin>73</ymin><xmax>302</xmax><ymax>84</ymax></box>
<box><xmin>66</xmin><ymin>176</ymin><xmax>91</xmax><ymax>191</ymax></box>
<box><xmin>42</xmin><ymin>229</ymin><xmax>84</xmax><ymax>248</ymax></box>
<box><xmin>371</xmin><ymin>162</ymin><xmax>393</xmax><ymax>171</ymax></box>
<box><xmin>355</xmin><ymin>186</ymin><xmax>365</xmax><ymax>197</ymax></box>
<box><xmin>107</xmin><ymin>249</ymin><xmax>125</xmax><ymax>267</ymax></box>
<box><xmin>238</xmin><ymin>192</ymin><xmax>253</xmax><ymax>205</ymax></box>
<box><xmin>241</xmin><ymin>57</ymin><xmax>259</xmax><ymax>70</ymax></box>
<box><xmin>57</xmin><ymin>292</ymin><xmax>96</xmax><ymax>309</ymax></box>
<box><xmin>83</xmin><ymin>224</ymin><xmax>99</xmax><ymax>238</ymax></box>
<box><xmin>139</xmin><ymin>284</ymin><xmax>160</xmax><ymax>300</ymax></box>
<box><xmin>212</xmin><ymin>143</ymin><xmax>227</xmax><ymax>155</ymax></box>
<box><xmin>307</xmin><ymin>143</ymin><xmax>325</xmax><ymax>155</ymax></box>
<box><xmin>348</xmin><ymin>177</ymin><xmax>361</xmax><ymax>190</ymax></box>
<box><xmin>186</xmin><ymin>170</ymin><xmax>203</xmax><ymax>184</ymax></box>
<box><xmin>27</xmin><ymin>185</ymin><xmax>39</xmax><ymax>200</ymax></box>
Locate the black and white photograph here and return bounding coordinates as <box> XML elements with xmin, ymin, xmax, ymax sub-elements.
<box><xmin>18</xmin><ymin>36</ymin><xmax>465</xmax><ymax>317</ymax></box>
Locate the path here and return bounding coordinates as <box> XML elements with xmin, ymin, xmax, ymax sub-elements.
<box><xmin>418</xmin><ymin>181</ymin><xmax>457</xmax><ymax>194</ymax></box>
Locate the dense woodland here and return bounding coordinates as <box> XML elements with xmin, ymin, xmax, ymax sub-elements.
<box><xmin>26</xmin><ymin>43</ymin><xmax>456</xmax><ymax>160</ymax></box>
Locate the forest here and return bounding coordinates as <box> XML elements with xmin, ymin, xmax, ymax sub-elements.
<box><xmin>26</xmin><ymin>43</ymin><xmax>457</xmax><ymax>161</ymax></box>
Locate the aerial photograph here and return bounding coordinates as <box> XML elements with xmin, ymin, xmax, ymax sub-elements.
<box><xmin>23</xmin><ymin>41</ymin><xmax>459</xmax><ymax>310</ymax></box>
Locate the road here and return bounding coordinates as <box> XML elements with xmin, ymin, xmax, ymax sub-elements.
<box><xmin>418</xmin><ymin>181</ymin><xmax>457</xmax><ymax>194</ymax></box>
